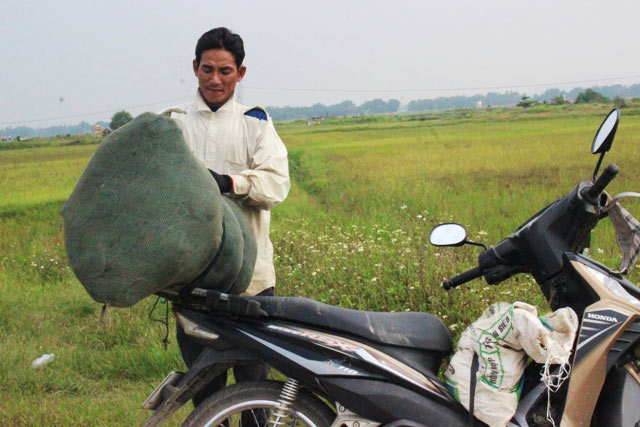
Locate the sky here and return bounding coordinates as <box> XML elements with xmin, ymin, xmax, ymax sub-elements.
<box><xmin>2</xmin><ymin>0</ymin><xmax>640</xmax><ymax>128</ymax></box>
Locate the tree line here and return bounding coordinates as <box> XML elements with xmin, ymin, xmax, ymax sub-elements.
<box><xmin>3</xmin><ymin>84</ymin><xmax>640</xmax><ymax>138</ymax></box>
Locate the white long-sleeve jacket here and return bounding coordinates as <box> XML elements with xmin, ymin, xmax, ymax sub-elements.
<box><xmin>162</xmin><ymin>91</ymin><xmax>290</xmax><ymax>295</ymax></box>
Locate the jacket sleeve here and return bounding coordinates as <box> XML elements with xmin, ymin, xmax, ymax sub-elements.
<box><xmin>229</xmin><ymin>119</ymin><xmax>290</xmax><ymax>210</ymax></box>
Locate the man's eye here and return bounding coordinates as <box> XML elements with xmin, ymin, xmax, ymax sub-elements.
<box><xmin>221</xmin><ymin>69</ymin><xmax>232</xmax><ymax>75</ymax></box>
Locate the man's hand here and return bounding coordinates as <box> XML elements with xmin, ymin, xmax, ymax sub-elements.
<box><xmin>209</xmin><ymin>169</ymin><xmax>233</xmax><ymax>193</ymax></box>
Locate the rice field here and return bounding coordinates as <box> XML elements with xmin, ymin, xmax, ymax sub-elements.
<box><xmin>2</xmin><ymin>103</ymin><xmax>640</xmax><ymax>425</ymax></box>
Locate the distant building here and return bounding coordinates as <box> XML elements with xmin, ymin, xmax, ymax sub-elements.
<box><xmin>93</xmin><ymin>124</ymin><xmax>104</xmax><ymax>134</ymax></box>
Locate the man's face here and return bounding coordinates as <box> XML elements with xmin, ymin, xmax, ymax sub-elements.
<box><xmin>193</xmin><ymin>49</ymin><xmax>246</xmax><ymax>108</ymax></box>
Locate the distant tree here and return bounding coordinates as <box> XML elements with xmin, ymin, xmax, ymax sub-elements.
<box><xmin>110</xmin><ymin>110</ymin><xmax>133</xmax><ymax>130</ymax></box>
<box><xmin>574</xmin><ymin>89</ymin><xmax>609</xmax><ymax>104</ymax></box>
<box><xmin>332</xmin><ymin>100</ymin><xmax>357</xmax><ymax>116</ymax></box>
<box><xmin>613</xmin><ymin>96</ymin><xmax>627</xmax><ymax>109</ymax></box>
<box><xmin>549</xmin><ymin>95</ymin><xmax>566</xmax><ymax>105</ymax></box>
<box><xmin>387</xmin><ymin>99</ymin><xmax>401</xmax><ymax>112</ymax></box>
<box><xmin>517</xmin><ymin>95</ymin><xmax>536</xmax><ymax>108</ymax></box>
<box><xmin>359</xmin><ymin>98</ymin><xmax>401</xmax><ymax>114</ymax></box>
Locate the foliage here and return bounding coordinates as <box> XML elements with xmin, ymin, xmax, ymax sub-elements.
<box><xmin>5</xmin><ymin>84</ymin><xmax>640</xmax><ymax>138</ymax></box>
<box><xmin>267</xmin><ymin>99</ymin><xmax>400</xmax><ymax>121</ymax></box>
<box><xmin>408</xmin><ymin>91</ymin><xmax>522</xmax><ymax>112</ymax></box>
<box><xmin>613</xmin><ymin>96</ymin><xmax>627</xmax><ymax>109</ymax></box>
<box><xmin>2</xmin><ymin>103</ymin><xmax>640</xmax><ymax>423</ymax></box>
<box><xmin>0</xmin><ymin>121</ymin><xmax>106</xmax><ymax>139</ymax></box>
<box><xmin>549</xmin><ymin>95</ymin><xmax>566</xmax><ymax>105</ymax></box>
<box><xmin>110</xmin><ymin>110</ymin><xmax>133</xmax><ymax>130</ymax></box>
<box><xmin>517</xmin><ymin>95</ymin><xmax>537</xmax><ymax>108</ymax></box>
<box><xmin>360</xmin><ymin>98</ymin><xmax>401</xmax><ymax>114</ymax></box>
<box><xmin>575</xmin><ymin>89</ymin><xmax>609</xmax><ymax>104</ymax></box>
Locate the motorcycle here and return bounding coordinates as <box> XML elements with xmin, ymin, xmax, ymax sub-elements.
<box><xmin>143</xmin><ymin>109</ymin><xmax>640</xmax><ymax>426</ymax></box>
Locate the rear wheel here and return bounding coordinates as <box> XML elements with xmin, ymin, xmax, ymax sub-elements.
<box><xmin>183</xmin><ymin>380</ymin><xmax>336</xmax><ymax>427</ymax></box>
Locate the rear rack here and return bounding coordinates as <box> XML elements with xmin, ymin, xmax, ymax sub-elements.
<box><xmin>155</xmin><ymin>288</ymin><xmax>267</xmax><ymax>318</ymax></box>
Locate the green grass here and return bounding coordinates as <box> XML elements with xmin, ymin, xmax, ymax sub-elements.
<box><xmin>2</xmin><ymin>102</ymin><xmax>640</xmax><ymax>424</ymax></box>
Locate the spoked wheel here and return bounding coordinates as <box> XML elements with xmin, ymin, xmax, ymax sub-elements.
<box><xmin>183</xmin><ymin>380</ymin><xmax>336</xmax><ymax>427</ymax></box>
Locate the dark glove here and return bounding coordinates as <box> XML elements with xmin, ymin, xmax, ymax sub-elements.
<box><xmin>209</xmin><ymin>169</ymin><xmax>233</xmax><ymax>193</ymax></box>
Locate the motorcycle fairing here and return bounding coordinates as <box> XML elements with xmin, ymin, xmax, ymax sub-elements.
<box><xmin>238</xmin><ymin>330</ymin><xmax>476</xmax><ymax>425</ymax></box>
<box><xmin>575</xmin><ymin>308</ymin><xmax>630</xmax><ymax>366</ymax></box>
<box><xmin>248</xmin><ymin>323</ymin><xmax>446</xmax><ymax>397</ymax></box>
<box><xmin>560</xmin><ymin>259</ymin><xmax>640</xmax><ymax>425</ymax></box>
<box><xmin>177</xmin><ymin>308</ymin><xmax>476</xmax><ymax>425</ymax></box>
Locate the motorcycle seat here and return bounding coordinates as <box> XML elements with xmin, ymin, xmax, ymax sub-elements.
<box><xmin>249</xmin><ymin>296</ymin><xmax>452</xmax><ymax>355</ymax></box>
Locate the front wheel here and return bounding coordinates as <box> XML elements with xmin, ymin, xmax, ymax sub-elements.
<box><xmin>183</xmin><ymin>380</ymin><xmax>336</xmax><ymax>427</ymax></box>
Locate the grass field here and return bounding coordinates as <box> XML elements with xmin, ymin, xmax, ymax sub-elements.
<box><xmin>2</xmin><ymin>103</ymin><xmax>640</xmax><ymax>425</ymax></box>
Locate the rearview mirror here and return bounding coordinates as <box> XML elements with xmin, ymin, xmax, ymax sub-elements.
<box><xmin>592</xmin><ymin>109</ymin><xmax>619</xmax><ymax>155</ymax></box>
<box><xmin>429</xmin><ymin>223</ymin><xmax>467</xmax><ymax>247</ymax></box>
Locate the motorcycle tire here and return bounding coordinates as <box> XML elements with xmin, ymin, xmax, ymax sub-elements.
<box><xmin>183</xmin><ymin>380</ymin><xmax>336</xmax><ymax>427</ymax></box>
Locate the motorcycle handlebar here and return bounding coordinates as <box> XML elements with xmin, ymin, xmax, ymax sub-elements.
<box><xmin>583</xmin><ymin>164</ymin><xmax>619</xmax><ymax>201</ymax></box>
<box><xmin>443</xmin><ymin>266</ymin><xmax>483</xmax><ymax>290</ymax></box>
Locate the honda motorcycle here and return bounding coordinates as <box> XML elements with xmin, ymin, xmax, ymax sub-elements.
<box><xmin>143</xmin><ymin>109</ymin><xmax>640</xmax><ymax>426</ymax></box>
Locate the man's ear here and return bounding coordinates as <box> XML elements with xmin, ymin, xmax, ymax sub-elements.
<box><xmin>193</xmin><ymin>59</ymin><xmax>199</xmax><ymax>76</ymax></box>
<box><xmin>237</xmin><ymin>65</ymin><xmax>247</xmax><ymax>82</ymax></box>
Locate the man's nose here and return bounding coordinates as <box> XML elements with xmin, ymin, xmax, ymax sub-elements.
<box><xmin>209</xmin><ymin>72</ymin><xmax>222</xmax><ymax>85</ymax></box>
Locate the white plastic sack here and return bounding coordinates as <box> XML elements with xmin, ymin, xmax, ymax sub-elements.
<box><xmin>445</xmin><ymin>302</ymin><xmax>578</xmax><ymax>427</ymax></box>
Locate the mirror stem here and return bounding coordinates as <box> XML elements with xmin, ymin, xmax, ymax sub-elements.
<box><xmin>593</xmin><ymin>152</ymin><xmax>605</xmax><ymax>182</ymax></box>
<box><xmin>466</xmin><ymin>240</ymin><xmax>489</xmax><ymax>251</ymax></box>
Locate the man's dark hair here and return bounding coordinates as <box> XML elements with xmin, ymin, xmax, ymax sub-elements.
<box><xmin>195</xmin><ymin>27</ymin><xmax>245</xmax><ymax>68</ymax></box>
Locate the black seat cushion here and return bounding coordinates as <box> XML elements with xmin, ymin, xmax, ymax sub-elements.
<box><xmin>250</xmin><ymin>296</ymin><xmax>452</xmax><ymax>354</ymax></box>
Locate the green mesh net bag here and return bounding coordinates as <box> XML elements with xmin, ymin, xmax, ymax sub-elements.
<box><xmin>189</xmin><ymin>197</ymin><xmax>257</xmax><ymax>294</ymax></box>
<box><xmin>62</xmin><ymin>113</ymin><xmax>256</xmax><ymax>307</ymax></box>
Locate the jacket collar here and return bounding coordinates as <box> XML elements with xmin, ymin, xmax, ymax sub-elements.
<box><xmin>195</xmin><ymin>90</ymin><xmax>236</xmax><ymax>113</ymax></box>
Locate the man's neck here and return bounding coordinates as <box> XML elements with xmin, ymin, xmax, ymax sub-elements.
<box><xmin>198</xmin><ymin>89</ymin><xmax>231</xmax><ymax>112</ymax></box>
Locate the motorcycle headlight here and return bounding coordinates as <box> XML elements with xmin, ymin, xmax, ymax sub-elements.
<box><xmin>585</xmin><ymin>266</ymin><xmax>640</xmax><ymax>309</ymax></box>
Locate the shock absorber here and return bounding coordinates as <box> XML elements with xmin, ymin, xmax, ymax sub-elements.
<box><xmin>268</xmin><ymin>378</ymin><xmax>301</xmax><ymax>426</ymax></box>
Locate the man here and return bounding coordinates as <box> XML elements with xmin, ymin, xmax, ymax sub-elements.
<box><xmin>163</xmin><ymin>27</ymin><xmax>290</xmax><ymax>406</ymax></box>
